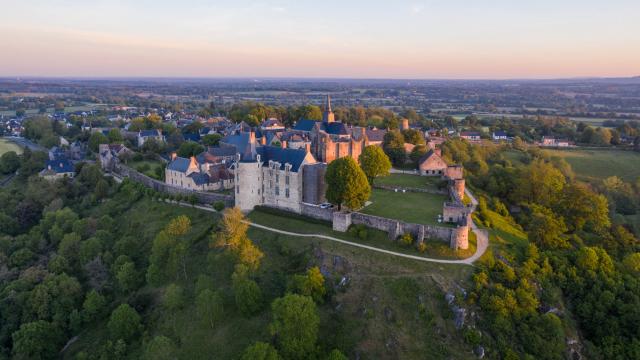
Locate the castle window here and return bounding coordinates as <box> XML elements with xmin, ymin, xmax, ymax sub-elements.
<box><xmin>276</xmin><ymin>174</ymin><xmax>279</xmax><ymax>183</ymax></box>
<box><xmin>275</xmin><ymin>186</ymin><xmax>280</xmax><ymax>196</ymax></box>
<box><xmin>236</xmin><ymin>185</ymin><xmax>239</xmax><ymax>194</ymax></box>
<box><xmin>285</xmin><ymin>188</ymin><xmax>289</xmax><ymax>198</ymax></box>
<box><xmin>285</xmin><ymin>175</ymin><xmax>289</xmax><ymax>185</ymax></box>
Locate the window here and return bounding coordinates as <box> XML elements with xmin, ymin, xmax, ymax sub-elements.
<box><xmin>285</xmin><ymin>188</ymin><xmax>289</xmax><ymax>198</ymax></box>
<box><xmin>236</xmin><ymin>185</ymin><xmax>239</xmax><ymax>194</ymax></box>
<box><xmin>276</xmin><ymin>174</ymin><xmax>279</xmax><ymax>183</ymax></box>
<box><xmin>285</xmin><ymin>175</ymin><xmax>289</xmax><ymax>185</ymax></box>
<box><xmin>275</xmin><ymin>186</ymin><xmax>280</xmax><ymax>196</ymax></box>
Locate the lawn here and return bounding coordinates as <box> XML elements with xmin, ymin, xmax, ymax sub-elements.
<box><xmin>68</xmin><ymin>198</ymin><xmax>476</xmax><ymax>359</ymax></box>
<box><xmin>361</xmin><ymin>188</ymin><xmax>449</xmax><ymax>226</ymax></box>
<box><xmin>0</xmin><ymin>138</ymin><xmax>22</xmax><ymax>156</ymax></box>
<box><xmin>375</xmin><ymin>173</ymin><xmax>446</xmax><ymax>191</ymax></box>
<box><xmin>543</xmin><ymin>149</ymin><xmax>640</xmax><ymax>183</ymax></box>
<box><xmin>129</xmin><ymin>159</ymin><xmax>165</xmax><ymax>180</ymax></box>
<box><xmin>248</xmin><ymin>208</ymin><xmax>473</xmax><ymax>261</ymax></box>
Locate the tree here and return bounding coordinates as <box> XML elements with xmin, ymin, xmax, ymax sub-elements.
<box><xmin>359</xmin><ymin>145</ymin><xmax>391</xmax><ymax>184</ymax></box>
<box><xmin>326</xmin><ymin>349</ymin><xmax>348</xmax><ymax>360</ymax></box>
<box><xmin>513</xmin><ymin>159</ymin><xmax>566</xmax><ymax>207</ymax></box>
<box><xmin>163</xmin><ymin>283</ymin><xmax>185</xmax><ymax>311</ymax></box>
<box><xmin>214</xmin><ymin>208</ymin><xmax>264</xmax><ymax>271</ymax></box>
<box><xmin>288</xmin><ymin>267</ymin><xmax>326</xmax><ymax>303</ymax></box>
<box><xmin>233</xmin><ymin>277</ymin><xmax>263</xmax><ymax>316</ymax></box>
<box><xmin>177</xmin><ymin>141</ymin><xmax>204</xmax><ymax>158</ymax></box>
<box><xmin>382</xmin><ymin>130</ymin><xmax>406</xmax><ymax>166</ymax></box>
<box><xmin>12</xmin><ymin>320</ymin><xmax>63</xmax><ymax>360</ymax></box>
<box><xmin>196</xmin><ymin>289</ymin><xmax>224</xmax><ymax>328</ymax></box>
<box><xmin>107</xmin><ymin>128</ymin><xmax>123</xmax><ymax>144</ymax></box>
<box><xmin>202</xmin><ymin>134</ymin><xmax>222</xmax><ymax>146</ymax></box>
<box><xmin>0</xmin><ymin>151</ymin><xmax>20</xmax><ymax>174</ymax></box>
<box><xmin>269</xmin><ymin>294</ymin><xmax>320</xmax><ymax>360</ymax></box>
<box><xmin>557</xmin><ymin>183</ymin><xmax>610</xmax><ymax>233</ymax></box>
<box><xmin>241</xmin><ymin>342</ymin><xmax>281</xmax><ymax>360</ymax></box>
<box><xmin>527</xmin><ymin>205</ymin><xmax>569</xmax><ymax>249</ymax></box>
<box><xmin>88</xmin><ymin>132</ymin><xmax>109</xmax><ymax>153</ymax></box>
<box><xmin>115</xmin><ymin>260</ymin><xmax>141</xmax><ymax>293</ymax></box>
<box><xmin>409</xmin><ymin>145</ymin><xmax>428</xmax><ymax>165</ymax></box>
<box><xmin>401</xmin><ymin>128</ymin><xmax>425</xmax><ymax>145</ymax></box>
<box><xmin>108</xmin><ymin>304</ymin><xmax>142</xmax><ymax>342</ymax></box>
<box><xmin>325</xmin><ymin>157</ymin><xmax>371</xmax><ymax>210</ymax></box>
<box><xmin>296</xmin><ymin>105</ymin><xmax>322</xmax><ymax>121</ymax></box>
<box><xmin>144</xmin><ymin>336</ymin><xmax>178</xmax><ymax>360</ymax></box>
<box><xmin>82</xmin><ymin>290</ymin><xmax>107</xmax><ymax>323</ymax></box>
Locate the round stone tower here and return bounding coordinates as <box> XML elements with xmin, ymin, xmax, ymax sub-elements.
<box><xmin>450</xmin><ymin>225</ymin><xmax>469</xmax><ymax>250</ymax></box>
<box><xmin>401</xmin><ymin>118</ymin><xmax>410</xmax><ymax>130</ymax></box>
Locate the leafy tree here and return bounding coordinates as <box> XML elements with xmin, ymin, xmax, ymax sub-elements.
<box><xmin>177</xmin><ymin>141</ymin><xmax>204</xmax><ymax>158</ymax></box>
<box><xmin>82</xmin><ymin>290</ymin><xmax>107</xmax><ymax>323</ymax></box>
<box><xmin>241</xmin><ymin>342</ymin><xmax>281</xmax><ymax>360</ymax></box>
<box><xmin>11</xmin><ymin>320</ymin><xmax>63</xmax><ymax>360</ymax></box>
<box><xmin>326</xmin><ymin>349</ymin><xmax>348</xmax><ymax>360</ymax></box>
<box><xmin>0</xmin><ymin>151</ymin><xmax>20</xmax><ymax>174</ymax></box>
<box><xmin>233</xmin><ymin>277</ymin><xmax>263</xmax><ymax>316</ymax></box>
<box><xmin>296</xmin><ymin>105</ymin><xmax>322</xmax><ymax>121</ymax></box>
<box><xmin>115</xmin><ymin>260</ymin><xmax>141</xmax><ymax>293</ymax></box>
<box><xmin>409</xmin><ymin>144</ymin><xmax>428</xmax><ymax>165</ymax></box>
<box><xmin>401</xmin><ymin>128</ymin><xmax>425</xmax><ymax>145</ymax></box>
<box><xmin>144</xmin><ymin>336</ymin><xmax>177</xmax><ymax>360</ymax></box>
<box><xmin>214</xmin><ymin>208</ymin><xmax>264</xmax><ymax>271</ymax></box>
<box><xmin>527</xmin><ymin>205</ymin><xmax>569</xmax><ymax>249</ymax></box>
<box><xmin>107</xmin><ymin>128</ymin><xmax>123</xmax><ymax>144</ymax></box>
<box><xmin>88</xmin><ymin>132</ymin><xmax>109</xmax><ymax>153</ymax></box>
<box><xmin>163</xmin><ymin>283</ymin><xmax>185</xmax><ymax>311</ymax></box>
<box><xmin>513</xmin><ymin>159</ymin><xmax>565</xmax><ymax>207</ymax></box>
<box><xmin>359</xmin><ymin>145</ymin><xmax>391</xmax><ymax>184</ymax></box>
<box><xmin>108</xmin><ymin>304</ymin><xmax>142</xmax><ymax>342</ymax></box>
<box><xmin>557</xmin><ymin>183</ymin><xmax>610</xmax><ymax>233</ymax></box>
<box><xmin>325</xmin><ymin>157</ymin><xmax>371</xmax><ymax>210</ymax></box>
<box><xmin>269</xmin><ymin>294</ymin><xmax>320</xmax><ymax>360</ymax></box>
<box><xmin>288</xmin><ymin>267</ymin><xmax>326</xmax><ymax>303</ymax></box>
<box><xmin>202</xmin><ymin>134</ymin><xmax>222</xmax><ymax>146</ymax></box>
<box><xmin>382</xmin><ymin>130</ymin><xmax>406</xmax><ymax>166</ymax></box>
<box><xmin>196</xmin><ymin>289</ymin><xmax>224</xmax><ymax>328</ymax></box>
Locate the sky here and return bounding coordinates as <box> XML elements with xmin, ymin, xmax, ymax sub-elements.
<box><xmin>1</xmin><ymin>0</ymin><xmax>639</xmax><ymax>79</ymax></box>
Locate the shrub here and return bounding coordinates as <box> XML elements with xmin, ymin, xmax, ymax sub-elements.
<box><xmin>132</xmin><ymin>153</ymin><xmax>143</xmax><ymax>162</ymax></box>
<box><xmin>213</xmin><ymin>201</ymin><xmax>225</xmax><ymax>212</ymax></box>
<box><xmin>348</xmin><ymin>224</ymin><xmax>368</xmax><ymax>240</ymax></box>
<box><xmin>400</xmin><ymin>233</ymin><xmax>414</xmax><ymax>247</ymax></box>
<box><xmin>417</xmin><ymin>242</ymin><xmax>427</xmax><ymax>253</ymax></box>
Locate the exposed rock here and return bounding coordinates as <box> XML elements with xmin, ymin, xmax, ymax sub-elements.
<box><xmin>445</xmin><ymin>292</ymin><xmax>455</xmax><ymax>305</ymax></box>
<box><xmin>453</xmin><ymin>306</ymin><xmax>466</xmax><ymax>329</ymax></box>
<box><xmin>474</xmin><ymin>345</ymin><xmax>485</xmax><ymax>358</ymax></box>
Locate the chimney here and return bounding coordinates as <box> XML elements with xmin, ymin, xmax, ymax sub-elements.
<box><xmin>305</xmin><ymin>143</ymin><xmax>311</xmax><ymax>153</ymax></box>
<box><xmin>401</xmin><ymin>118</ymin><xmax>410</xmax><ymax>130</ymax></box>
<box><xmin>281</xmin><ymin>140</ymin><xmax>287</xmax><ymax>149</ymax></box>
<box><xmin>261</xmin><ymin>136</ymin><xmax>266</xmax><ymax>145</ymax></box>
<box><xmin>171</xmin><ymin>152</ymin><xmax>177</xmax><ymax>161</ymax></box>
<box><xmin>249</xmin><ymin>130</ymin><xmax>256</xmax><ymax>144</ymax></box>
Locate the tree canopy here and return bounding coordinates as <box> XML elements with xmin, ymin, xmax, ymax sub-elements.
<box><xmin>325</xmin><ymin>157</ymin><xmax>371</xmax><ymax>210</ymax></box>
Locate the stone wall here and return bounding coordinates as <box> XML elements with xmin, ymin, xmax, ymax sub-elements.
<box><xmin>349</xmin><ymin>212</ymin><xmax>454</xmax><ymax>243</ymax></box>
<box><xmin>300</xmin><ymin>203</ymin><xmax>334</xmax><ymax>221</ymax></box>
<box><xmin>373</xmin><ymin>184</ymin><xmax>447</xmax><ymax>195</ymax></box>
<box><xmin>114</xmin><ymin>164</ymin><xmax>234</xmax><ymax>207</ymax></box>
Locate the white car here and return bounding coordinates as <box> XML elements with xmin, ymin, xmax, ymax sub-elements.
<box><xmin>319</xmin><ymin>203</ymin><xmax>333</xmax><ymax>209</ymax></box>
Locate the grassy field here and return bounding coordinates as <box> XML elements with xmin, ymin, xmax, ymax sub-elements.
<box><xmin>543</xmin><ymin>148</ymin><xmax>640</xmax><ymax>183</ymax></box>
<box><xmin>248</xmin><ymin>209</ymin><xmax>473</xmax><ymax>261</ymax></box>
<box><xmin>0</xmin><ymin>138</ymin><xmax>22</xmax><ymax>156</ymax></box>
<box><xmin>375</xmin><ymin>173</ymin><xmax>446</xmax><ymax>190</ymax></box>
<box><xmin>129</xmin><ymin>159</ymin><xmax>165</xmax><ymax>180</ymax></box>
<box><xmin>0</xmin><ymin>104</ymin><xmax>109</xmax><ymax>117</ymax></box>
<box><xmin>67</xmin><ymin>198</ymin><xmax>476</xmax><ymax>359</ymax></box>
<box><xmin>361</xmin><ymin>188</ymin><xmax>449</xmax><ymax>226</ymax></box>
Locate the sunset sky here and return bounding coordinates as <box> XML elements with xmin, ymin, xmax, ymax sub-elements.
<box><xmin>2</xmin><ymin>0</ymin><xmax>639</xmax><ymax>79</ymax></box>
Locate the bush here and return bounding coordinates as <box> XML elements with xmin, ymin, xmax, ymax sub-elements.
<box><xmin>400</xmin><ymin>233</ymin><xmax>414</xmax><ymax>247</ymax></box>
<box><xmin>417</xmin><ymin>242</ymin><xmax>427</xmax><ymax>253</ymax></box>
<box><xmin>213</xmin><ymin>201</ymin><xmax>225</xmax><ymax>212</ymax></box>
<box><xmin>132</xmin><ymin>153</ymin><xmax>143</xmax><ymax>162</ymax></box>
<box><xmin>348</xmin><ymin>224</ymin><xmax>368</xmax><ymax>240</ymax></box>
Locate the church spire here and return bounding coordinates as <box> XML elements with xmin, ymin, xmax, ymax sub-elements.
<box><xmin>322</xmin><ymin>94</ymin><xmax>335</xmax><ymax>123</ymax></box>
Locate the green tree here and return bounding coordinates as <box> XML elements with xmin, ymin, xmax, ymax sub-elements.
<box><xmin>144</xmin><ymin>336</ymin><xmax>177</xmax><ymax>360</ymax></box>
<box><xmin>557</xmin><ymin>183</ymin><xmax>610</xmax><ymax>233</ymax></box>
<box><xmin>382</xmin><ymin>130</ymin><xmax>406</xmax><ymax>166</ymax></box>
<box><xmin>177</xmin><ymin>141</ymin><xmax>204</xmax><ymax>157</ymax></box>
<box><xmin>196</xmin><ymin>289</ymin><xmax>224</xmax><ymax>328</ymax></box>
<box><xmin>88</xmin><ymin>132</ymin><xmax>109</xmax><ymax>153</ymax></box>
<box><xmin>0</xmin><ymin>151</ymin><xmax>20</xmax><ymax>174</ymax></box>
<box><xmin>107</xmin><ymin>128</ymin><xmax>123</xmax><ymax>143</ymax></box>
<box><xmin>241</xmin><ymin>342</ymin><xmax>281</xmax><ymax>360</ymax></box>
<box><xmin>116</xmin><ymin>260</ymin><xmax>141</xmax><ymax>293</ymax></box>
<box><xmin>288</xmin><ymin>267</ymin><xmax>326</xmax><ymax>303</ymax></box>
<box><xmin>82</xmin><ymin>290</ymin><xmax>107</xmax><ymax>323</ymax></box>
<box><xmin>296</xmin><ymin>105</ymin><xmax>322</xmax><ymax>121</ymax></box>
<box><xmin>325</xmin><ymin>157</ymin><xmax>371</xmax><ymax>210</ymax></box>
<box><xmin>163</xmin><ymin>283</ymin><xmax>185</xmax><ymax>311</ymax></box>
<box><xmin>108</xmin><ymin>304</ymin><xmax>142</xmax><ymax>342</ymax></box>
<box><xmin>214</xmin><ymin>208</ymin><xmax>264</xmax><ymax>271</ymax></box>
<box><xmin>233</xmin><ymin>277</ymin><xmax>263</xmax><ymax>316</ymax></box>
<box><xmin>12</xmin><ymin>320</ymin><xmax>63</xmax><ymax>360</ymax></box>
<box><xmin>401</xmin><ymin>128</ymin><xmax>425</xmax><ymax>145</ymax></box>
<box><xmin>270</xmin><ymin>294</ymin><xmax>320</xmax><ymax>360</ymax></box>
<box><xmin>527</xmin><ymin>205</ymin><xmax>569</xmax><ymax>249</ymax></box>
<box><xmin>326</xmin><ymin>349</ymin><xmax>348</xmax><ymax>360</ymax></box>
<box><xmin>359</xmin><ymin>145</ymin><xmax>391</xmax><ymax>184</ymax></box>
<box><xmin>202</xmin><ymin>133</ymin><xmax>222</xmax><ymax>146</ymax></box>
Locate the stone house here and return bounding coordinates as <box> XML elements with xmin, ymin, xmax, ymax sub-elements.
<box><xmin>165</xmin><ymin>154</ymin><xmax>233</xmax><ymax>191</ymax></box>
<box><xmin>418</xmin><ymin>149</ymin><xmax>448</xmax><ymax>176</ymax></box>
<box><xmin>137</xmin><ymin>129</ymin><xmax>165</xmax><ymax>147</ymax></box>
<box><xmin>98</xmin><ymin>144</ymin><xmax>133</xmax><ymax>171</ymax></box>
<box><xmin>40</xmin><ymin>159</ymin><xmax>75</xmax><ymax>180</ymax></box>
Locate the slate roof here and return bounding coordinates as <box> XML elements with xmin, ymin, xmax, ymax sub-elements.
<box><xmin>45</xmin><ymin>159</ymin><xmax>74</xmax><ymax>174</ymax></box>
<box><xmin>139</xmin><ymin>129</ymin><xmax>161</xmax><ymax>137</ymax></box>
<box><xmin>418</xmin><ymin>149</ymin><xmax>438</xmax><ymax>164</ymax></box>
<box><xmin>293</xmin><ymin>119</ymin><xmax>320</xmax><ymax>132</ymax></box>
<box><xmin>323</xmin><ymin>122</ymin><xmax>349</xmax><ymax>135</ymax></box>
<box><xmin>262</xmin><ymin>119</ymin><xmax>283</xmax><ymax>127</ymax></box>
<box><xmin>460</xmin><ymin>131</ymin><xmax>481</xmax><ymax>137</ymax></box>
<box><xmin>493</xmin><ymin>131</ymin><xmax>508</xmax><ymax>137</ymax></box>
<box><xmin>167</xmin><ymin>157</ymin><xmax>191</xmax><ymax>172</ymax></box>
<box><xmin>256</xmin><ymin>146</ymin><xmax>309</xmax><ymax>172</ymax></box>
<box><xmin>187</xmin><ymin>172</ymin><xmax>209</xmax><ymax>185</ymax></box>
<box><xmin>183</xmin><ymin>133</ymin><xmax>201</xmax><ymax>142</ymax></box>
<box><xmin>220</xmin><ymin>133</ymin><xmax>255</xmax><ymax>161</ymax></box>
<box><xmin>365</xmin><ymin>128</ymin><xmax>387</xmax><ymax>142</ymax></box>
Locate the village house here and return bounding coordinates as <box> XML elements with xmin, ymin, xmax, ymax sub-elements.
<box><xmin>137</xmin><ymin>129</ymin><xmax>165</xmax><ymax>147</ymax></box>
<box><xmin>492</xmin><ymin>131</ymin><xmax>508</xmax><ymax>141</ymax></box>
<box><xmin>39</xmin><ymin>159</ymin><xmax>75</xmax><ymax>180</ymax></box>
<box><xmin>540</xmin><ymin>136</ymin><xmax>572</xmax><ymax>147</ymax></box>
<box><xmin>261</xmin><ymin>118</ymin><xmax>285</xmax><ymax>131</ymax></box>
<box><xmin>98</xmin><ymin>144</ymin><xmax>133</xmax><ymax>171</ymax></box>
<box><xmin>165</xmin><ymin>154</ymin><xmax>233</xmax><ymax>192</ymax></box>
<box><xmin>460</xmin><ymin>131</ymin><xmax>482</xmax><ymax>141</ymax></box>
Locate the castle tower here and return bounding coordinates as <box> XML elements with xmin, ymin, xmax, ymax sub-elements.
<box><xmin>401</xmin><ymin>118</ymin><xmax>409</xmax><ymax>130</ymax></box>
<box><xmin>322</xmin><ymin>94</ymin><xmax>335</xmax><ymax>123</ymax></box>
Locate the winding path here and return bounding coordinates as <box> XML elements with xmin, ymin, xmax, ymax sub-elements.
<box><xmin>168</xmin><ymin>198</ymin><xmax>489</xmax><ymax>266</ymax></box>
